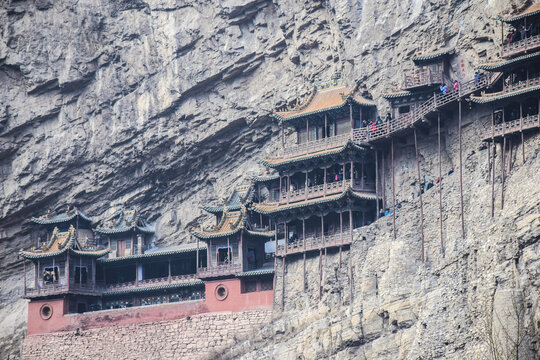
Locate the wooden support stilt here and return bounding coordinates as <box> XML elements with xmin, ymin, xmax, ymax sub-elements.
<box><xmin>349</xmin><ymin>264</ymin><xmax>353</xmax><ymax>306</ymax></box>
<box><xmin>303</xmin><ymin>218</ymin><xmax>306</xmax><ymax>292</ymax></box>
<box><xmin>382</xmin><ymin>150</ymin><xmax>386</xmax><ymax>211</ymax></box>
<box><xmin>375</xmin><ymin>151</ymin><xmax>380</xmax><ymax>218</ymax></box>
<box><xmin>522</xmin><ymin>131</ymin><xmax>525</xmax><ymax>164</ymax></box>
<box><xmin>414</xmin><ymin>128</ymin><xmax>425</xmax><ymax>263</ymax></box>
<box><xmin>23</xmin><ymin>259</ymin><xmax>26</xmax><ymax>297</ymax></box>
<box><xmin>508</xmin><ymin>138</ymin><xmax>513</xmax><ymax>173</ymax></box>
<box><xmin>391</xmin><ymin>138</ymin><xmax>396</xmax><ymax>240</ymax></box>
<box><xmin>318</xmin><ymin>249</ymin><xmax>322</xmax><ymax>300</ymax></box>
<box><xmin>339</xmin><ymin>212</ymin><xmax>343</xmax><ymax>268</ymax></box>
<box><xmin>501</xmin><ymin>136</ymin><xmax>506</xmax><ymax>210</ymax></box>
<box><xmin>458</xmin><ymin>100</ymin><xmax>465</xmax><ymax>239</ymax></box>
<box><xmin>438</xmin><ymin>112</ymin><xmax>444</xmax><ymax>255</ymax></box>
<box><xmin>491</xmin><ymin>111</ymin><xmax>496</xmax><ymax>217</ymax></box>
<box><xmin>281</xmin><ymin>257</ymin><xmax>286</xmax><ymax>310</ymax></box>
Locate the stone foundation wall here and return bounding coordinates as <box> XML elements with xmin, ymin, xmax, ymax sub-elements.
<box><xmin>22</xmin><ymin>309</ymin><xmax>272</xmax><ymax>360</ymax></box>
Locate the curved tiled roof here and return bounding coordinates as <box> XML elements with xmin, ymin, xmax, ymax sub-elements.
<box><xmin>236</xmin><ymin>266</ymin><xmax>275</xmax><ymax>277</ymax></box>
<box><xmin>477</xmin><ymin>51</ymin><xmax>540</xmax><ymax>71</ymax></box>
<box><xmin>31</xmin><ymin>208</ymin><xmax>93</xmax><ymax>226</ymax></box>
<box><xmin>95</xmin><ymin>208</ymin><xmax>154</xmax><ymax>235</ymax></box>
<box><xmin>381</xmin><ymin>90</ymin><xmax>413</xmax><ymax>99</ymax></box>
<box><xmin>192</xmin><ymin>207</ymin><xmax>274</xmax><ymax>240</ymax></box>
<box><xmin>261</xmin><ymin>140</ymin><xmax>367</xmax><ymax>169</ymax></box>
<box><xmin>469</xmin><ymin>84</ymin><xmax>540</xmax><ymax>104</ymax></box>
<box><xmin>272</xmin><ymin>85</ymin><xmax>375</xmax><ymax>122</ymax></box>
<box><xmin>497</xmin><ymin>3</ymin><xmax>540</xmax><ymax>23</ymax></box>
<box><xmin>97</xmin><ymin>243</ymin><xmax>207</xmax><ymax>263</ymax></box>
<box><xmin>251</xmin><ymin>188</ymin><xmax>379</xmax><ymax>215</ymax></box>
<box><xmin>19</xmin><ymin>225</ymin><xmax>109</xmax><ymax>259</ymax></box>
<box><xmin>251</xmin><ymin>173</ymin><xmax>280</xmax><ymax>183</ymax></box>
<box><xmin>102</xmin><ymin>280</ymin><xmax>204</xmax><ymax>297</ymax></box>
<box><xmin>412</xmin><ymin>49</ymin><xmax>453</xmax><ymax>63</ymax></box>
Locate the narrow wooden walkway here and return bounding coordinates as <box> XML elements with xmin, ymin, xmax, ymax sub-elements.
<box><xmin>482</xmin><ymin>114</ymin><xmax>540</xmax><ymax>141</ymax></box>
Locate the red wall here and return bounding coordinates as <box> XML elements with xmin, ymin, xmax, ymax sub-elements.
<box><xmin>28</xmin><ymin>279</ymin><xmax>274</xmax><ymax>335</ymax></box>
<box><xmin>204</xmin><ymin>279</ymin><xmax>274</xmax><ymax>313</ymax></box>
<box><xmin>28</xmin><ymin>298</ymin><xmax>208</xmax><ymax>335</ymax></box>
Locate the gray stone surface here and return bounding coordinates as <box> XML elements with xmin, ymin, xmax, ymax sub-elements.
<box><xmin>0</xmin><ymin>0</ymin><xmax>537</xmax><ymax>358</ymax></box>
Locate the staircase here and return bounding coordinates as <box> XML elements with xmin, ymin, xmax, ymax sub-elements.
<box><xmin>352</xmin><ymin>73</ymin><xmax>499</xmax><ymax>144</ymax></box>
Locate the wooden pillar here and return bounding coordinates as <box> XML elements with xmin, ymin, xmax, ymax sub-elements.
<box><xmin>209</xmin><ymin>239</ymin><xmax>212</xmax><ymax>267</ymax></box>
<box><xmin>23</xmin><ymin>259</ymin><xmax>26</xmax><ymax>297</ymax></box>
<box><xmin>414</xmin><ymin>128</ymin><xmax>425</xmax><ymax>263</ymax></box>
<box><xmin>521</xmin><ymin>102</ymin><xmax>525</xmax><ymax>164</ymax></box>
<box><xmin>438</xmin><ymin>112</ymin><xmax>444</xmax><ymax>255</ymax></box>
<box><xmin>351</xmin><ymin>161</ymin><xmax>355</xmax><ymax>188</ymax></box>
<box><xmin>279</xmin><ymin>176</ymin><xmax>282</xmax><ymax>203</ymax></box>
<box><xmin>342</xmin><ymin>163</ymin><xmax>346</xmax><ymax>188</ymax></box>
<box><xmin>306</xmin><ymin>118</ymin><xmax>310</xmax><ymax>142</ymax></box>
<box><xmin>318</xmin><ymin>249</ymin><xmax>322</xmax><ymax>300</ymax></box>
<box><xmin>375</xmin><ymin>151</ymin><xmax>379</xmax><ymax>219</ymax></box>
<box><xmin>391</xmin><ymin>138</ymin><xmax>396</xmax><ymax>240</ymax></box>
<box><xmin>135</xmin><ymin>261</ymin><xmax>139</xmax><ymax>286</ymax></box>
<box><xmin>92</xmin><ymin>258</ymin><xmax>96</xmax><ymax>290</ymax></box>
<box><xmin>361</xmin><ymin>160</ymin><xmax>365</xmax><ymax>188</ymax></box>
<box><xmin>239</xmin><ymin>230</ymin><xmax>244</xmax><ymax>270</ymax></box>
<box><xmin>281</xmin><ymin>122</ymin><xmax>284</xmax><ymax>149</ymax></box>
<box><xmin>196</xmin><ymin>237</ymin><xmax>200</xmax><ymax>270</ymax></box>
<box><xmin>66</xmin><ymin>251</ymin><xmax>70</xmax><ymax>291</ymax></box>
<box><xmin>321</xmin><ymin>215</ymin><xmax>324</xmax><ymax>246</ymax></box>
<box><xmin>508</xmin><ymin>138</ymin><xmax>513</xmax><ymax>173</ymax></box>
<box><xmin>349</xmin><ymin>264</ymin><xmax>353</xmax><ymax>306</ymax></box>
<box><xmin>168</xmin><ymin>257</ymin><xmax>172</xmax><ymax>283</ymax></box>
<box><xmin>305</xmin><ymin>171</ymin><xmax>309</xmax><ymax>200</ymax></box>
<box><xmin>36</xmin><ymin>260</ymin><xmax>40</xmax><ymax>293</ymax></box>
<box><xmin>349</xmin><ymin>209</ymin><xmax>353</xmax><ymax>242</ymax></box>
<box><xmin>287</xmin><ymin>175</ymin><xmax>291</xmax><ymax>204</ymax></box>
<box><xmin>323</xmin><ymin>168</ymin><xmax>327</xmax><ymax>195</ymax></box>
<box><xmin>339</xmin><ymin>212</ymin><xmax>343</xmax><ymax>268</ymax></box>
<box><xmin>324</xmin><ymin>114</ymin><xmax>328</xmax><ymax>138</ymax></box>
<box><xmin>458</xmin><ymin>100</ymin><xmax>465</xmax><ymax>239</ymax></box>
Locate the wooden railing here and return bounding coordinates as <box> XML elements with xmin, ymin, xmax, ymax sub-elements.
<box><xmin>502</xmin><ymin>34</ymin><xmax>540</xmax><ymax>57</ymax></box>
<box><xmin>482</xmin><ymin>114</ymin><xmax>540</xmax><ymax>141</ymax></box>
<box><xmin>403</xmin><ymin>69</ymin><xmax>444</xmax><ymax>89</ymax></box>
<box><xmin>25</xmin><ymin>281</ymin><xmax>105</xmax><ymax>297</ymax></box>
<box><xmin>280</xmin><ymin>133</ymin><xmax>351</xmax><ymax>159</ymax></box>
<box><xmin>274</xmin><ymin>178</ymin><xmax>376</xmax><ymax>204</ymax></box>
<box><xmin>352</xmin><ymin>75</ymin><xmax>491</xmax><ymax>143</ymax></box>
<box><xmin>503</xmin><ymin>76</ymin><xmax>540</xmax><ymax>94</ymax></box>
<box><xmin>276</xmin><ymin>230</ymin><xmax>352</xmax><ymax>256</ymax></box>
<box><xmin>197</xmin><ymin>263</ymin><xmax>241</xmax><ymax>278</ymax></box>
<box><xmin>105</xmin><ymin>274</ymin><xmax>198</xmax><ymax>292</ymax></box>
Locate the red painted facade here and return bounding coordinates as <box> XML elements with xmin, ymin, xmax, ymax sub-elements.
<box><xmin>27</xmin><ymin>278</ymin><xmax>273</xmax><ymax>335</ymax></box>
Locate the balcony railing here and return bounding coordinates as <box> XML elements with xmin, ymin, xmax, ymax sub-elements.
<box><xmin>197</xmin><ymin>263</ymin><xmax>241</xmax><ymax>278</ymax></box>
<box><xmin>274</xmin><ymin>178</ymin><xmax>376</xmax><ymax>205</ymax></box>
<box><xmin>105</xmin><ymin>274</ymin><xmax>199</xmax><ymax>292</ymax></box>
<box><xmin>502</xmin><ymin>34</ymin><xmax>540</xmax><ymax>58</ymax></box>
<box><xmin>403</xmin><ymin>69</ymin><xmax>444</xmax><ymax>89</ymax></box>
<box><xmin>502</xmin><ymin>76</ymin><xmax>540</xmax><ymax>95</ymax></box>
<box><xmin>25</xmin><ymin>281</ymin><xmax>105</xmax><ymax>298</ymax></box>
<box><xmin>276</xmin><ymin>230</ymin><xmax>352</xmax><ymax>256</ymax></box>
<box><xmin>482</xmin><ymin>114</ymin><xmax>540</xmax><ymax>141</ymax></box>
<box><xmin>280</xmin><ymin>133</ymin><xmax>351</xmax><ymax>159</ymax></box>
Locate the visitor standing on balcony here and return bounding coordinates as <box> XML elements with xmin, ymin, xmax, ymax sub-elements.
<box><xmin>385</xmin><ymin>112</ymin><xmax>392</xmax><ymax>123</ymax></box>
<box><xmin>440</xmin><ymin>84</ymin><xmax>448</xmax><ymax>94</ymax></box>
<box><xmin>453</xmin><ymin>80</ymin><xmax>460</xmax><ymax>92</ymax></box>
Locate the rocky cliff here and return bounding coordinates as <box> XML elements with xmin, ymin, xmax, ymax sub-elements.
<box><xmin>0</xmin><ymin>0</ymin><xmax>536</xmax><ymax>358</ymax></box>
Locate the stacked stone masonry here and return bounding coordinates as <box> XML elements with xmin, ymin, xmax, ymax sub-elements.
<box><xmin>22</xmin><ymin>309</ymin><xmax>272</xmax><ymax>360</ymax></box>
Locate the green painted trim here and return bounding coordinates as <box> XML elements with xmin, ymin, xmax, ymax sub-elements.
<box><xmin>469</xmin><ymin>84</ymin><xmax>540</xmax><ymax>103</ymax></box>
<box><xmin>412</xmin><ymin>49</ymin><xmax>452</xmax><ymax>63</ymax></box>
<box><xmin>477</xmin><ymin>51</ymin><xmax>540</xmax><ymax>71</ymax></box>
<box><xmin>97</xmin><ymin>245</ymin><xmax>207</xmax><ymax>263</ymax></box>
<box><xmin>497</xmin><ymin>8</ymin><xmax>540</xmax><ymax>23</ymax></box>
<box><xmin>236</xmin><ymin>268</ymin><xmax>275</xmax><ymax>277</ymax></box>
<box><xmin>260</xmin><ymin>140</ymin><xmax>367</xmax><ymax>169</ymax></box>
<box><xmin>31</xmin><ymin>210</ymin><xmax>93</xmax><ymax>225</ymax></box>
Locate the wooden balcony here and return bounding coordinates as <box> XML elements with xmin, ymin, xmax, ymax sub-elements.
<box><xmin>482</xmin><ymin>114</ymin><xmax>540</xmax><ymax>141</ymax></box>
<box><xmin>274</xmin><ymin>179</ymin><xmax>376</xmax><ymax>205</ymax></box>
<box><xmin>502</xmin><ymin>34</ymin><xmax>540</xmax><ymax>58</ymax></box>
<box><xmin>403</xmin><ymin>69</ymin><xmax>443</xmax><ymax>90</ymax></box>
<box><xmin>25</xmin><ymin>281</ymin><xmax>104</xmax><ymax>298</ymax></box>
<box><xmin>281</xmin><ymin>133</ymin><xmax>351</xmax><ymax>159</ymax></box>
<box><xmin>104</xmin><ymin>274</ymin><xmax>199</xmax><ymax>292</ymax></box>
<box><xmin>197</xmin><ymin>263</ymin><xmax>241</xmax><ymax>278</ymax></box>
<box><xmin>276</xmin><ymin>230</ymin><xmax>352</xmax><ymax>256</ymax></box>
<box><xmin>502</xmin><ymin>76</ymin><xmax>540</xmax><ymax>95</ymax></box>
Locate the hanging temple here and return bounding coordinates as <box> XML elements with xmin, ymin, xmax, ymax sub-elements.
<box><xmin>19</xmin><ymin>3</ymin><xmax>540</xmax><ymax>336</ymax></box>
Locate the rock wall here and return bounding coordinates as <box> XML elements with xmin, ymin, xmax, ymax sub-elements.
<box><xmin>0</xmin><ymin>0</ymin><xmax>533</xmax><ymax>358</ymax></box>
<box><xmin>22</xmin><ymin>309</ymin><xmax>272</xmax><ymax>360</ymax></box>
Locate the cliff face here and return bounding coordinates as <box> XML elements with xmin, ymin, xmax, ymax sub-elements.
<box><xmin>0</xmin><ymin>0</ymin><xmax>534</xmax><ymax>358</ymax></box>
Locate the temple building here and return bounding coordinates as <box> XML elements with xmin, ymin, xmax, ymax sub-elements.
<box><xmin>253</xmin><ymin>78</ymin><xmax>380</xmax><ymax>263</ymax></box>
<box><xmin>471</xmin><ymin>3</ymin><xmax>540</xmax><ymax>141</ymax></box>
<box><xmin>191</xmin><ymin>184</ymin><xmax>275</xmax><ymax>311</ymax></box>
